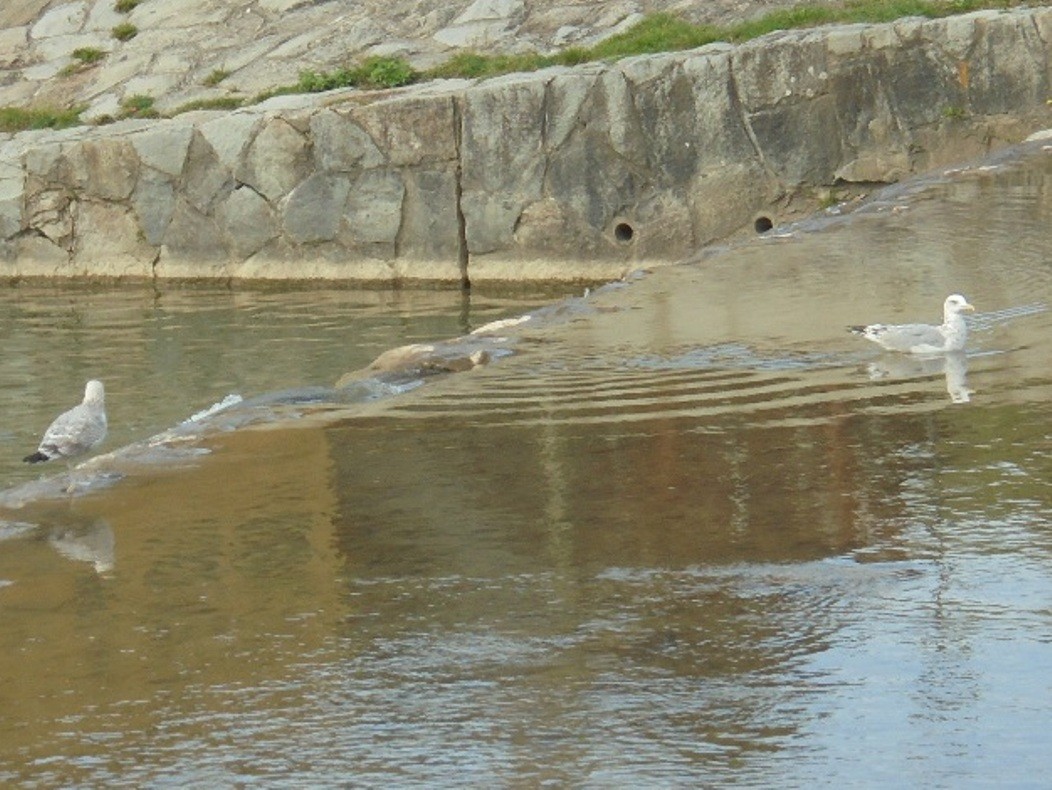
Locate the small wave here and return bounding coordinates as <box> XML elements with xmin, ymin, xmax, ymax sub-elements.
<box><xmin>969</xmin><ymin>302</ymin><xmax>1048</xmax><ymax>332</ymax></box>
<box><xmin>627</xmin><ymin>344</ymin><xmax>842</xmax><ymax>372</ymax></box>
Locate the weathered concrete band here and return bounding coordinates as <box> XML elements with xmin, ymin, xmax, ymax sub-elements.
<box><xmin>1</xmin><ymin>8</ymin><xmax>1049</xmax><ymax>283</ymax></box>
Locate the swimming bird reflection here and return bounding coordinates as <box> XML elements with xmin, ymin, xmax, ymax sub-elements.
<box><xmin>48</xmin><ymin>519</ymin><xmax>115</xmax><ymax>575</ymax></box>
<box><xmin>865</xmin><ymin>350</ymin><xmax>972</xmax><ymax>403</ymax></box>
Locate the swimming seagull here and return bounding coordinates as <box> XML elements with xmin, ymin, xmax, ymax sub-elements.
<box><xmin>23</xmin><ymin>380</ymin><xmax>108</xmax><ymax>487</ymax></box>
<box><xmin>850</xmin><ymin>294</ymin><xmax>975</xmax><ymax>354</ymax></box>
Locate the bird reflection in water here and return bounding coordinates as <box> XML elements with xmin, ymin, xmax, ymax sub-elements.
<box><xmin>865</xmin><ymin>350</ymin><xmax>972</xmax><ymax>403</ymax></box>
<box><xmin>48</xmin><ymin>519</ymin><xmax>115</xmax><ymax>575</ymax></box>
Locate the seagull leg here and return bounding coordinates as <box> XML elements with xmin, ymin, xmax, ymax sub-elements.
<box><xmin>64</xmin><ymin>460</ymin><xmax>77</xmax><ymax>495</ymax></box>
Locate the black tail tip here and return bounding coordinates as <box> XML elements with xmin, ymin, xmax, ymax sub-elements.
<box><xmin>23</xmin><ymin>451</ymin><xmax>49</xmax><ymax>464</ymax></box>
<box><xmin>848</xmin><ymin>325</ymin><xmax>866</xmax><ymax>335</ymax></box>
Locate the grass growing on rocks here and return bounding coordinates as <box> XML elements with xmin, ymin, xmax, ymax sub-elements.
<box><xmin>173</xmin><ymin>96</ymin><xmax>245</xmax><ymax>114</ymax></box>
<box><xmin>294</xmin><ymin>56</ymin><xmax>419</xmax><ymax>93</ymax></box>
<box><xmin>252</xmin><ymin>55</ymin><xmax>420</xmax><ymax>102</ymax></box>
<box><xmin>0</xmin><ymin>106</ymin><xmax>84</xmax><ymax>132</ymax></box>
<box><xmin>72</xmin><ymin>47</ymin><xmax>107</xmax><ymax>64</ymax></box>
<box><xmin>429</xmin><ymin>0</ymin><xmax>1027</xmax><ymax>79</ymax></box>
<box><xmin>112</xmin><ymin>22</ymin><xmax>138</xmax><ymax>41</ymax></box>
<box><xmin>59</xmin><ymin>47</ymin><xmax>108</xmax><ymax>76</ymax></box>
<box><xmin>0</xmin><ymin>0</ymin><xmax>1031</xmax><ymax>129</ymax></box>
<box><xmin>119</xmin><ymin>93</ymin><xmax>158</xmax><ymax>118</ymax></box>
<box><xmin>284</xmin><ymin>0</ymin><xmax>1024</xmax><ymax>91</ymax></box>
<box><xmin>203</xmin><ymin>68</ymin><xmax>230</xmax><ymax>86</ymax></box>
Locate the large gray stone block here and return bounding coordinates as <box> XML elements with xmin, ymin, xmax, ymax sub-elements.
<box><xmin>130</xmin><ymin>122</ymin><xmax>195</xmax><ymax>177</ymax></box>
<box><xmin>342</xmin><ymin>168</ymin><xmax>405</xmax><ymax>251</ymax></box>
<box><xmin>236</xmin><ymin>116</ymin><xmax>311</xmax><ymax>203</ymax></box>
<box><xmin>131</xmin><ymin>169</ymin><xmax>177</xmax><ymax>246</ymax></box>
<box><xmin>72</xmin><ymin>199</ymin><xmax>155</xmax><ymax>276</ymax></box>
<box><xmin>310</xmin><ymin>110</ymin><xmax>385</xmax><ymax>172</ymax></box>
<box><xmin>216</xmin><ymin>184</ymin><xmax>278</xmax><ymax>258</ymax></box>
<box><xmin>282</xmin><ymin>173</ymin><xmax>351</xmax><ymax>244</ymax></box>
<box><xmin>182</xmin><ymin>130</ymin><xmax>233</xmax><ymax>214</ymax></box>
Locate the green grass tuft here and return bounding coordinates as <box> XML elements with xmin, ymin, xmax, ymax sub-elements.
<box><xmin>427</xmin><ymin>51</ymin><xmax>560</xmax><ymax>80</ymax></box>
<box><xmin>114</xmin><ymin>0</ymin><xmax>141</xmax><ymax>11</ymax></box>
<box><xmin>590</xmin><ymin>13</ymin><xmax>722</xmax><ymax>59</ymax></box>
<box><xmin>119</xmin><ymin>93</ymin><xmax>157</xmax><ymax>118</ymax></box>
<box><xmin>728</xmin><ymin>6</ymin><xmax>842</xmax><ymax>40</ymax></box>
<box><xmin>203</xmin><ymin>68</ymin><xmax>230</xmax><ymax>87</ymax></box>
<box><xmin>172</xmin><ymin>96</ymin><xmax>245</xmax><ymax>114</ymax></box>
<box><xmin>295</xmin><ymin>55</ymin><xmax>420</xmax><ymax>94</ymax></box>
<box><xmin>112</xmin><ymin>22</ymin><xmax>138</xmax><ymax>41</ymax></box>
<box><xmin>426</xmin><ymin>52</ymin><xmax>497</xmax><ymax>80</ymax></box>
<box><xmin>359</xmin><ymin>55</ymin><xmax>417</xmax><ymax>89</ymax></box>
<box><xmin>0</xmin><ymin>106</ymin><xmax>84</xmax><ymax>132</ymax></box>
<box><xmin>72</xmin><ymin>47</ymin><xmax>106</xmax><ymax>64</ymax></box>
<box><xmin>59</xmin><ymin>47</ymin><xmax>107</xmax><ymax>76</ymax></box>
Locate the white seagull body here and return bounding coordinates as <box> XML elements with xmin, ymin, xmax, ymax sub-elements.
<box><xmin>850</xmin><ymin>294</ymin><xmax>975</xmax><ymax>354</ymax></box>
<box><xmin>24</xmin><ymin>380</ymin><xmax>108</xmax><ymax>469</ymax></box>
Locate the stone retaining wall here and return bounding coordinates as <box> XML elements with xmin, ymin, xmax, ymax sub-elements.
<box><xmin>1</xmin><ymin>8</ymin><xmax>1049</xmax><ymax>283</ymax></box>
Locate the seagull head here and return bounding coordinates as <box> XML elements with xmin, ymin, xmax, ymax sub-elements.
<box><xmin>84</xmin><ymin>380</ymin><xmax>105</xmax><ymax>405</ymax></box>
<box><xmin>944</xmin><ymin>294</ymin><xmax>975</xmax><ymax>317</ymax></box>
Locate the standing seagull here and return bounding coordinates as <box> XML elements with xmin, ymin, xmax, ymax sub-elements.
<box><xmin>850</xmin><ymin>294</ymin><xmax>975</xmax><ymax>354</ymax></box>
<box><xmin>24</xmin><ymin>380</ymin><xmax>108</xmax><ymax>486</ymax></box>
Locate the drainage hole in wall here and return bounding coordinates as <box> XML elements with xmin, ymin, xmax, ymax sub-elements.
<box><xmin>614</xmin><ymin>222</ymin><xmax>634</xmax><ymax>242</ymax></box>
<box><xmin>754</xmin><ymin>216</ymin><xmax>773</xmax><ymax>233</ymax></box>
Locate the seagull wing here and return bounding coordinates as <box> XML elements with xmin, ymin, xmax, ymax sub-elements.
<box><xmin>864</xmin><ymin>322</ymin><xmax>947</xmax><ymax>353</ymax></box>
<box><xmin>37</xmin><ymin>404</ymin><xmax>107</xmax><ymax>459</ymax></box>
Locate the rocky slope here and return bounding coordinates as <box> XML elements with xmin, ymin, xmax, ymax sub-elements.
<box><xmin>2</xmin><ymin>0</ymin><xmax>845</xmax><ymax>119</ymax></box>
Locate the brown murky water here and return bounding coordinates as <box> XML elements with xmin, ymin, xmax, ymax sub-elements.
<box><xmin>1</xmin><ymin>141</ymin><xmax>1050</xmax><ymax>786</ymax></box>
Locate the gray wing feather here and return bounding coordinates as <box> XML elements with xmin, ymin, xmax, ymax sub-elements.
<box><xmin>38</xmin><ymin>404</ymin><xmax>107</xmax><ymax>459</ymax></box>
<box><xmin>866</xmin><ymin>322</ymin><xmax>947</xmax><ymax>353</ymax></box>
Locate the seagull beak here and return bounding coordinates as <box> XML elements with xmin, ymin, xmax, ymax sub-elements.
<box><xmin>962</xmin><ymin>302</ymin><xmax>975</xmax><ymax>312</ymax></box>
